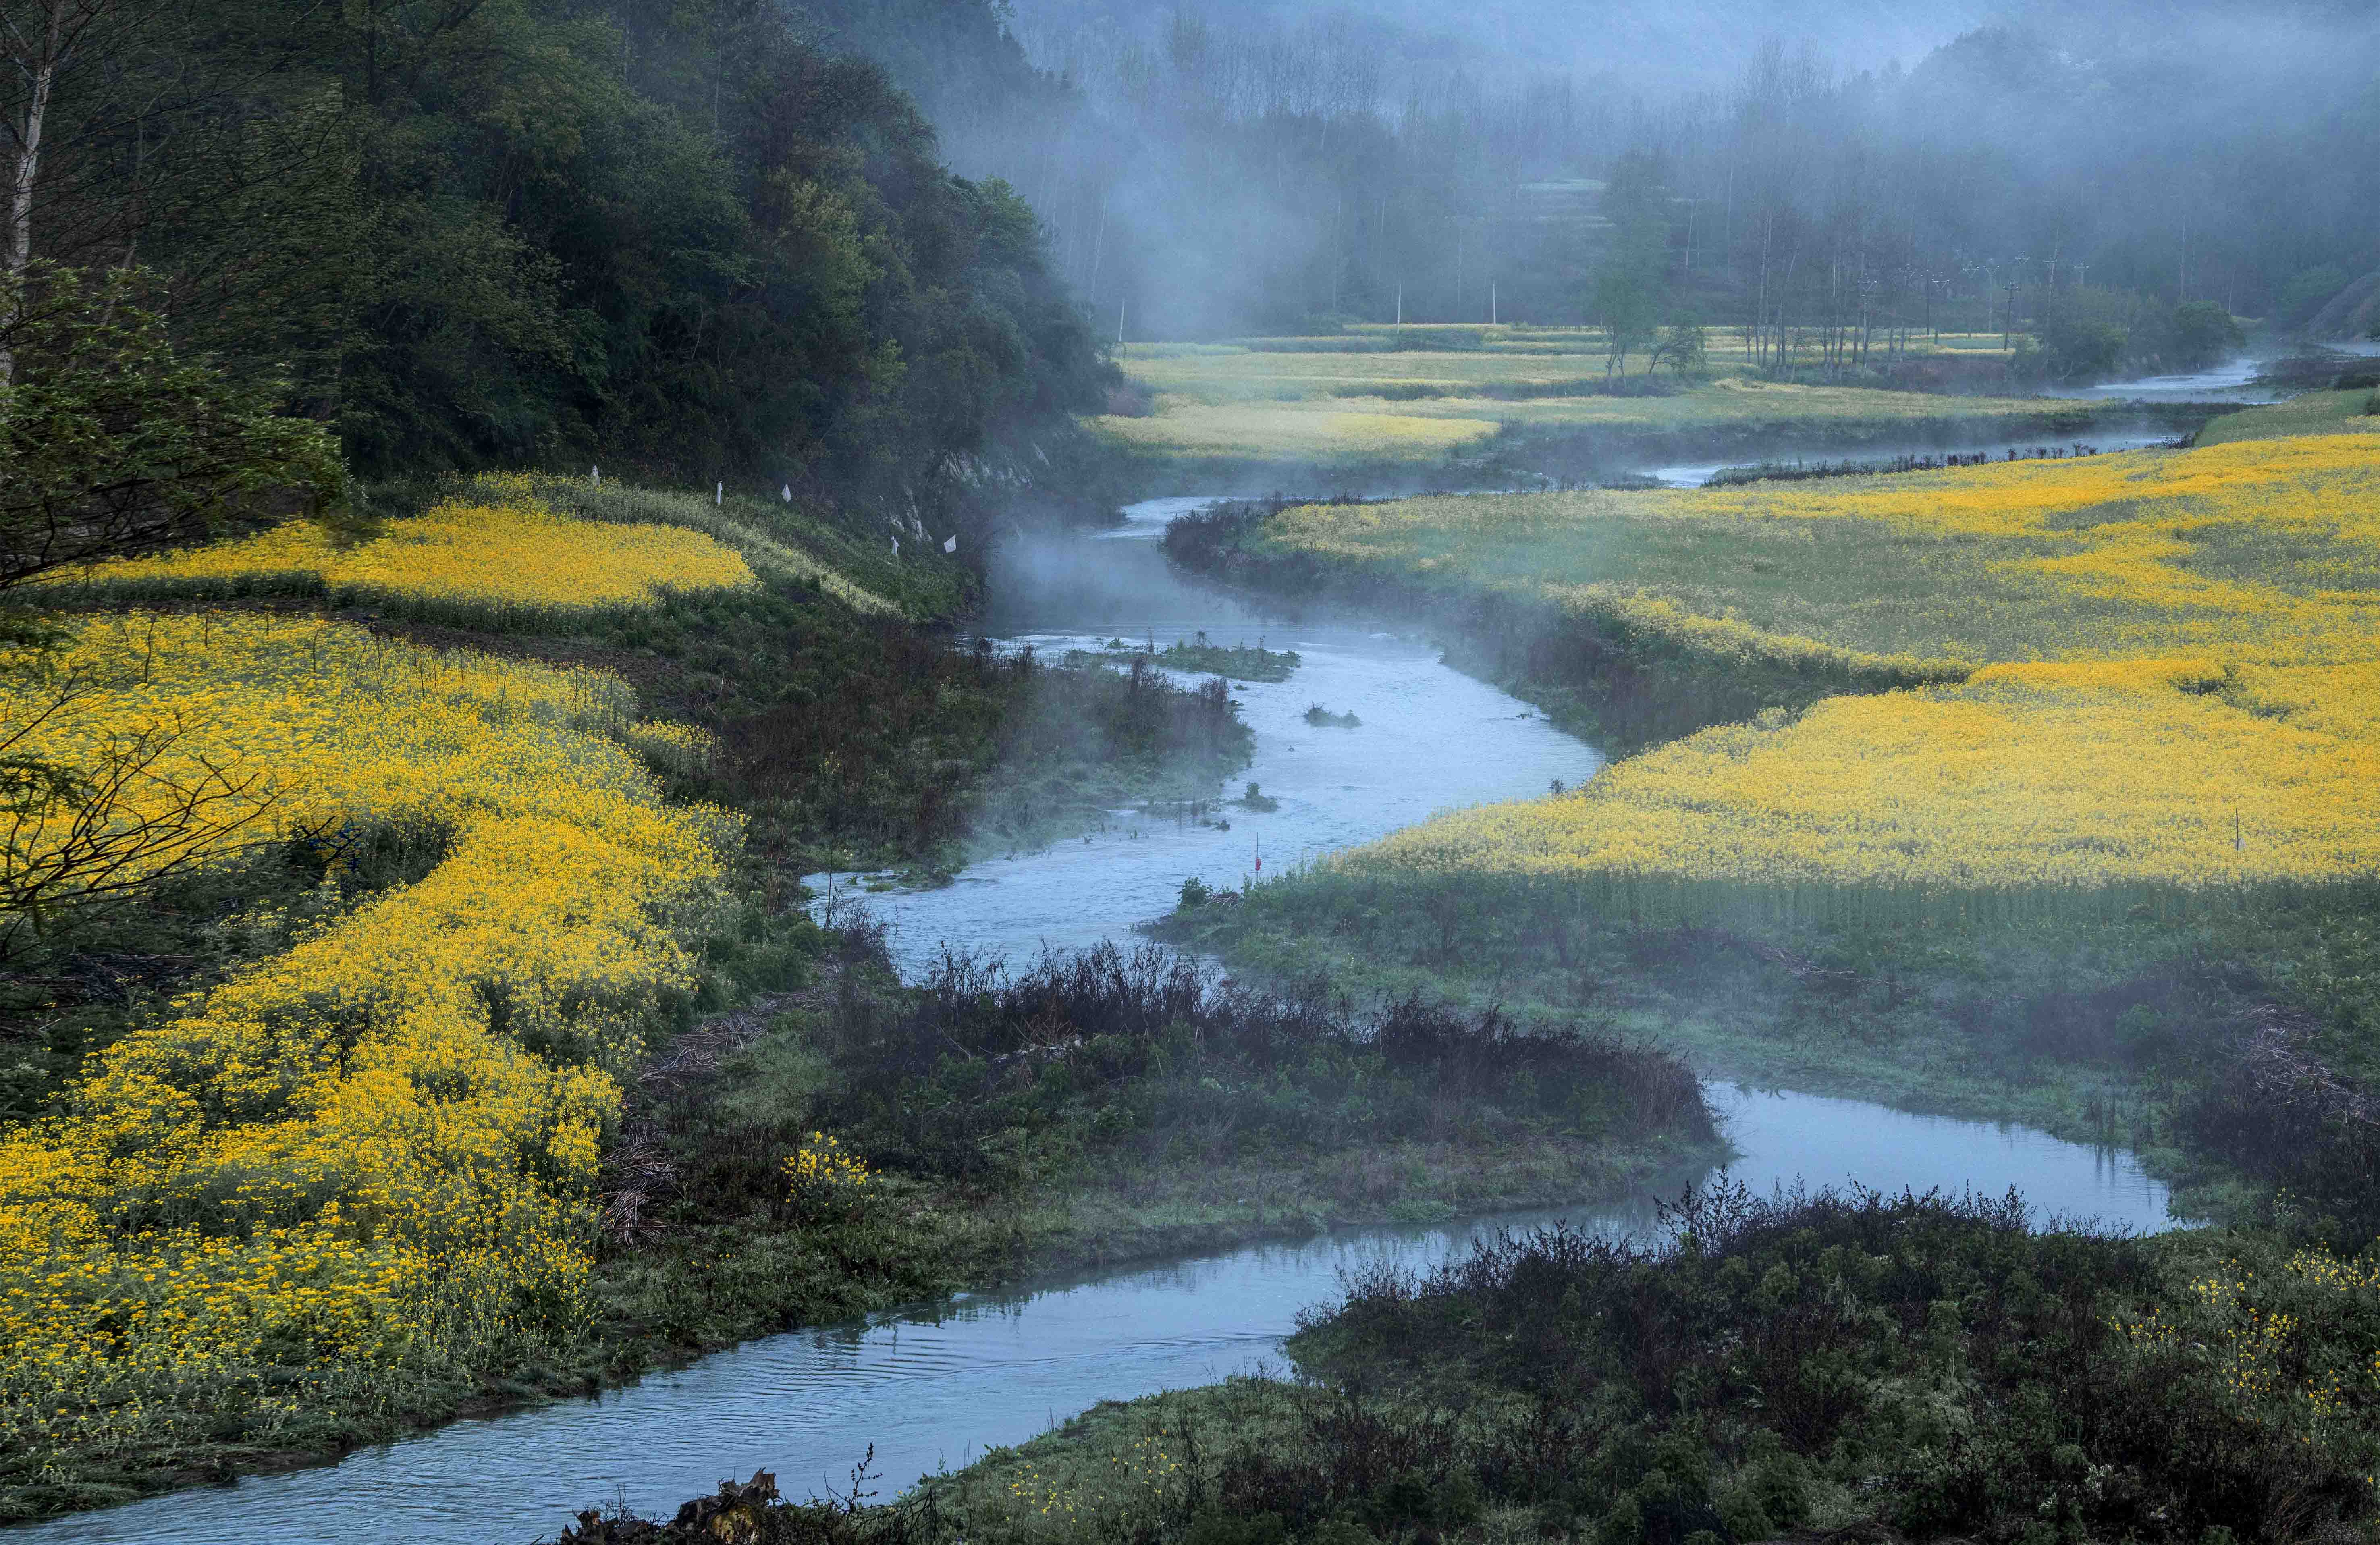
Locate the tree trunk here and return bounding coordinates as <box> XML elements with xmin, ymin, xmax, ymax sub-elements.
<box><xmin>2</xmin><ymin>0</ymin><xmax>76</xmax><ymax>387</ymax></box>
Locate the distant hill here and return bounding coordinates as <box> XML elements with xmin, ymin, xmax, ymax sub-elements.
<box><xmin>2305</xmin><ymin>270</ymin><xmax>2380</xmax><ymax>341</ymax></box>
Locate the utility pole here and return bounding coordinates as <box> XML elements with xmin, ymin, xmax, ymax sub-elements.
<box><xmin>1117</xmin><ymin>295</ymin><xmax>1127</xmax><ymax>346</ymax></box>
<box><xmin>1491</xmin><ymin>280</ymin><xmax>1498</xmax><ymax>326</ymax></box>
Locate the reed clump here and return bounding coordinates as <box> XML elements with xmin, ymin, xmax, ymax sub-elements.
<box><xmin>785</xmin><ymin>941</ymin><xmax>1712</xmax><ymax>1192</ymax></box>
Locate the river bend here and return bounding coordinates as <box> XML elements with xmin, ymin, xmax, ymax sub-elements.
<box><xmin>11</xmin><ymin>497</ymin><xmax>2172</xmax><ymax>1545</ymax></box>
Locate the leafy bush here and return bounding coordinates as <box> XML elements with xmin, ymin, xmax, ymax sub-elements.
<box><xmin>1243</xmin><ymin>1188</ymin><xmax>2380</xmax><ymax>1541</ymax></box>
<box><xmin>2166</xmin><ymin>300</ymin><xmax>2249</xmax><ymax>370</ymax></box>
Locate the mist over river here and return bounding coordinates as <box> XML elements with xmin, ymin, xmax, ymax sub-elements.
<box><xmin>10</xmin><ymin>498</ymin><xmax>2173</xmax><ymax>1545</ymax></box>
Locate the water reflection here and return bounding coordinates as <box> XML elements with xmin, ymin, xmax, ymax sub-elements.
<box><xmin>5</xmin><ymin>494</ymin><xmax>2177</xmax><ymax>1545</ymax></box>
<box><xmin>2041</xmin><ymin>355</ymin><xmax>2282</xmax><ymax>403</ymax></box>
<box><xmin>810</xmin><ymin>497</ymin><xmax>1598</xmax><ymax>976</ymax></box>
<box><xmin>17</xmin><ymin>1088</ymin><xmax>2166</xmax><ymax>1545</ymax></box>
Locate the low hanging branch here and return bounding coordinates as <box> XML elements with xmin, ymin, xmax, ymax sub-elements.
<box><xmin>0</xmin><ymin>673</ymin><xmax>280</xmax><ymax>961</ymax></box>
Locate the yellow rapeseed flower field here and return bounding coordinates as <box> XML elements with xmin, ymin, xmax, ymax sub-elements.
<box><xmin>1280</xmin><ymin>432</ymin><xmax>2380</xmax><ymax>906</ymax></box>
<box><xmin>0</xmin><ymin>612</ymin><xmax>735</xmax><ymax>1460</ymax></box>
<box><xmin>45</xmin><ymin>473</ymin><xmax>756</xmax><ymax>625</ymax></box>
<box><xmin>1354</xmin><ymin>673</ymin><xmax>2379</xmax><ymax>894</ymax></box>
<box><xmin>1104</xmin><ymin>329</ymin><xmax>2092</xmax><ymax>469</ymax></box>
<box><xmin>1266</xmin><ymin>433</ymin><xmax>2380</xmax><ymax>667</ymax></box>
<box><xmin>1092</xmin><ymin>398</ymin><xmax>1503</xmax><ymax>461</ymax></box>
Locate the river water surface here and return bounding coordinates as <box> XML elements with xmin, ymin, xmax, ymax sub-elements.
<box><xmin>15</xmin><ymin>496</ymin><xmax>2175</xmax><ymax>1545</ymax></box>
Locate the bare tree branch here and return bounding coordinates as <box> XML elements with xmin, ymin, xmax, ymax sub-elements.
<box><xmin>0</xmin><ymin>672</ymin><xmax>280</xmax><ymax>961</ymax></box>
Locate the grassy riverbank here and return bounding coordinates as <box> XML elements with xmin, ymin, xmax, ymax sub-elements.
<box><xmin>1097</xmin><ymin>331</ymin><xmax>2176</xmax><ymax>495</ymax></box>
<box><xmin>568</xmin><ymin>1187</ymin><xmax>2380</xmax><ymax>1545</ymax></box>
<box><xmin>0</xmin><ymin>474</ymin><xmax>1720</xmax><ymax>1522</ymax></box>
<box><xmin>941</xmin><ymin>1196</ymin><xmax>2380</xmax><ymax>1544</ymax></box>
<box><xmin>587</xmin><ymin>932</ymin><xmax>1717</xmax><ymax>1364</ymax></box>
<box><xmin>1156</xmin><ymin>425</ymin><xmax>2380</xmax><ymax>1231</ymax></box>
<box><xmin>2195</xmin><ymin>386</ymin><xmax>2380</xmax><ymax>446</ymax></box>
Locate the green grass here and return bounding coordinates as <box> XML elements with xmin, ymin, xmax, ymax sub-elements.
<box><xmin>1162</xmin><ymin>498</ymin><xmax>1969</xmax><ymax>753</ymax></box>
<box><xmin>1165</xmin><ymin>876</ymin><xmax>2158</xmax><ymax>1183</ymax></box>
<box><xmin>591</xmin><ymin>1191</ymin><xmax>2380</xmax><ymax>1545</ymax></box>
<box><xmin>1096</xmin><ymin>333</ymin><xmax>2147</xmax><ymax>493</ymax></box>
<box><xmin>1199</xmin><ymin>465</ymin><xmax>2336</xmax><ymax>669</ymax></box>
<box><xmin>2194</xmin><ymin>387</ymin><xmax>2380</xmax><ymax>446</ymax></box>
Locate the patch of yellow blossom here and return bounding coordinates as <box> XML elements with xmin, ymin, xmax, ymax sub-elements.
<box><xmin>1284</xmin><ymin>432</ymin><xmax>2380</xmax><ymax>905</ymax></box>
<box><xmin>47</xmin><ymin>477</ymin><xmax>756</xmax><ymax>625</ymax></box>
<box><xmin>2116</xmin><ymin>1246</ymin><xmax>2380</xmax><ymax>1437</ymax></box>
<box><xmin>781</xmin><ymin>1132</ymin><xmax>874</xmax><ymax>1226</ymax></box>
<box><xmin>1092</xmin><ymin>397</ymin><xmax>1502</xmax><ymax>462</ymax></box>
<box><xmin>0</xmin><ymin>612</ymin><xmax>736</xmax><ymax>1458</ymax></box>
<box><xmin>501</xmin><ymin>473</ymin><xmax>903</xmax><ymax>618</ymax></box>
<box><xmin>975</xmin><ymin>1427</ymin><xmax>1193</xmax><ymax>1542</ymax></box>
<box><xmin>1346</xmin><ymin>672</ymin><xmax>2380</xmax><ymax>903</ymax></box>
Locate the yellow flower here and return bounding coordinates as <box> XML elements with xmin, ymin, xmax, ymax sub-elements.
<box><xmin>1275</xmin><ymin>436</ymin><xmax>2380</xmax><ymax>910</ymax></box>
<box><xmin>0</xmin><ymin>612</ymin><xmax>736</xmax><ymax>1457</ymax></box>
<box><xmin>42</xmin><ymin>482</ymin><xmax>756</xmax><ymax>623</ymax></box>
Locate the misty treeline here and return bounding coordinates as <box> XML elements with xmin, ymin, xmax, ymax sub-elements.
<box><xmin>0</xmin><ymin>0</ymin><xmax>1114</xmax><ymax>512</ymax></box>
<box><xmin>880</xmin><ymin>0</ymin><xmax>2380</xmax><ymax>376</ymax></box>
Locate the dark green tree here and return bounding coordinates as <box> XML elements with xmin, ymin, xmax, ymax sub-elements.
<box><xmin>1589</xmin><ymin>150</ymin><xmax>1671</xmax><ymax>376</ymax></box>
<box><xmin>2167</xmin><ymin>300</ymin><xmax>2246</xmax><ymax>371</ymax></box>
<box><xmin>0</xmin><ymin>264</ymin><xmax>345</xmax><ymax>594</ymax></box>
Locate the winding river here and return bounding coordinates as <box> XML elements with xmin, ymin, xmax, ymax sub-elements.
<box><xmin>17</xmin><ymin>498</ymin><xmax>2177</xmax><ymax>1544</ymax></box>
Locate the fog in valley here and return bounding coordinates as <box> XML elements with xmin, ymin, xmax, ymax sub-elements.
<box><xmin>828</xmin><ymin>0</ymin><xmax>2380</xmax><ymax>349</ymax></box>
<box><xmin>12</xmin><ymin>0</ymin><xmax>2380</xmax><ymax>1538</ymax></box>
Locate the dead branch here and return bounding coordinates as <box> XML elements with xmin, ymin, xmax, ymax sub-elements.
<box><xmin>0</xmin><ymin>700</ymin><xmax>278</xmax><ymax>959</ymax></box>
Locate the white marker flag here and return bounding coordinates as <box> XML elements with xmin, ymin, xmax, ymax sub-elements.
<box><xmin>943</xmin><ymin>534</ymin><xmax>957</xmax><ymax>554</ymax></box>
<box><xmin>715</xmin><ymin>482</ymin><xmax>723</xmax><ymax>506</ymax></box>
<box><xmin>892</xmin><ymin>536</ymin><xmax>900</xmax><ymax>556</ymax></box>
<box><xmin>591</xmin><ymin>465</ymin><xmax>600</xmax><ymax>485</ymax></box>
<box><xmin>781</xmin><ymin>484</ymin><xmax>792</xmax><ymax>503</ymax></box>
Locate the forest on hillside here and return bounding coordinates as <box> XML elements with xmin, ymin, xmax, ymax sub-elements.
<box><xmin>1</xmin><ymin>0</ymin><xmax>1114</xmax><ymax>513</ymax></box>
<box><xmin>11</xmin><ymin>0</ymin><xmax>2379</xmax><ymax>519</ymax></box>
<box><xmin>901</xmin><ymin>0</ymin><xmax>2380</xmax><ymax>369</ymax></box>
